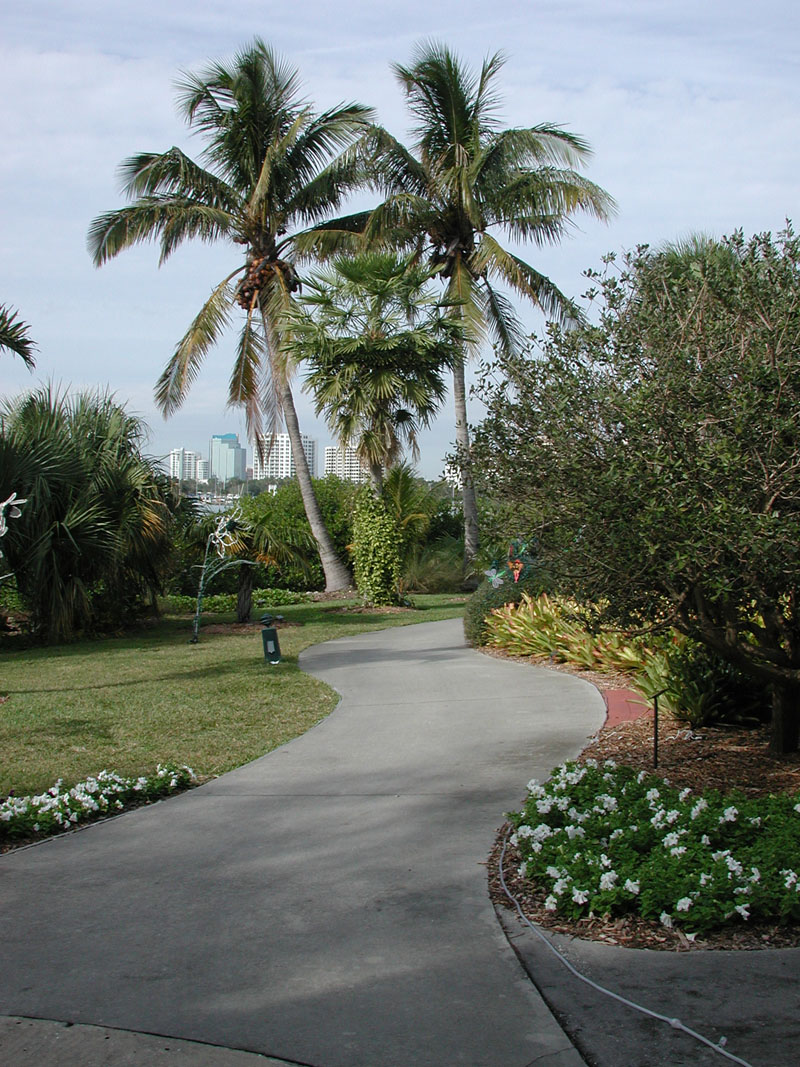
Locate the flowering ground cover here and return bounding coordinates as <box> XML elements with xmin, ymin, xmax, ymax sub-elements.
<box><xmin>509</xmin><ymin>759</ymin><xmax>800</xmax><ymax>938</ymax></box>
<box><xmin>0</xmin><ymin>764</ymin><xmax>195</xmax><ymax>847</ymax></box>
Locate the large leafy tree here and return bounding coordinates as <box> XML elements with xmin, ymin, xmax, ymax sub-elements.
<box><xmin>355</xmin><ymin>42</ymin><xmax>615</xmax><ymax>563</ymax></box>
<box><xmin>0</xmin><ymin>304</ymin><xmax>36</xmax><ymax>369</ymax></box>
<box><xmin>287</xmin><ymin>252</ymin><xmax>461</xmax><ymax>489</ymax></box>
<box><xmin>472</xmin><ymin>227</ymin><xmax>800</xmax><ymax>753</ymax></box>
<box><xmin>0</xmin><ymin>386</ymin><xmax>171</xmax><ymax>641</ymax></box>
<box><xmin>88</xmin><ymin>39</ymin><xmax>374</xmax><ymax>591</ymax></box>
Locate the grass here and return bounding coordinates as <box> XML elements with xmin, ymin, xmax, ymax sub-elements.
<box><xmin>0</xmin><ymin>594</ymin><xmax>466</xmax><ymax>798</ymax></box>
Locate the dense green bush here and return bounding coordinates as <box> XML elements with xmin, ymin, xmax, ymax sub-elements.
<box><xmin>352</xmin><ymin>490</ymin><xmax>402</xmax><ymax>605</ymax></box>
<box><xmin>463</xmin><ymin>569</ymin><xmax>544</xmax><ymax>647</ymax></box>
<box><xmin>663</xmin><ymin>640</ymin><xmax>771</xmax><ymax>728</ymax></box>
<box><xmin>160</xmin><ymin>589</ymin><xmax>309</xmax><ymax>614</ymax></box>
<box><xmin>402</xmin><ymin>534</ymin><xmax>464</xmax><ymax>594</ymax></box>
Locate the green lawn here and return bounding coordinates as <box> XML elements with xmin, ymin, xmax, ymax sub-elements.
<box><xmin>0</xmin><ymin>595</ymin><xmax>466</xmax><ymax>797</ymax></box>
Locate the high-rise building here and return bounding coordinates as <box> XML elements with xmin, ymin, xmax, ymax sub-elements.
<box><xmin>209</xmin><ymin>433</ymin><xmax>246</xmax><ymax>484</ymax></box>
<box><xmin>168</xmin><ymin>448</ymin><xmax>202</xmax><ymax>482</ymax></box>
<box><xmin>252</xmin><ymin>433</ymin><xmax>317</xmax><ymax>480</ymax></box>
<box><xmin>324</xmin><ymin>444</ymin><xmax>369</xmax><ymax>484</ymax></box>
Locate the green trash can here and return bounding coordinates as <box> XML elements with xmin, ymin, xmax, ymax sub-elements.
<box><xmin>260</xmin><ymin>614</ymin><xmax>281</xmax><ymax>664</ymax></box>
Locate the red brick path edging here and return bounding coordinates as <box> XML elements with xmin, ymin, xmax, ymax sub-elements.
<box><xmin>602</xmin><ymin>689</ymin><xmax>652</xmax><ymax>728</ymax></box>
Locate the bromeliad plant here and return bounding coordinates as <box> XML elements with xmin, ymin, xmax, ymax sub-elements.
<box><xmin>0</xmin><ymin>764</ymin><xmax>196</xmax><ymax>844</ymax></box>
<box><xmin>510</xmin><ymin>760</ymin><xmax>800</xmax><ymax>937</ymax></box>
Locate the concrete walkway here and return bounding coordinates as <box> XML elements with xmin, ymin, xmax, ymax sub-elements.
<box><xmin>0</xmin><ymin>618</ymin><xmax>605</xmax><ymax>1066</ymax></box>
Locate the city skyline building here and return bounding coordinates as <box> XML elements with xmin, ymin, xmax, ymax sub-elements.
<box><xmin>252</xmin><ymin>433</ymin><xmax>317</xmax><ymax>481</ymax></box>
<box><xmin>324</xmin><ymin>443</ymin><xmax>369</xmax><ymax>484</ymax></box>
<box><xmin>209</xmin><ymin>433</ymin><xmax>246</xmax><ymax>484</ymax></box>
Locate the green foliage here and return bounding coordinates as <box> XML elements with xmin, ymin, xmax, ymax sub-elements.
<box><xmin>160</xmin><ymin>589</ymin><xmax>309</xmax><ymax>613</ymax></box>
<box><xmin>289</xmin><ymin>254</ymin><xmax>461</xmax><ymax>481</ymax></box>
<box><xmin>511</xmin><ymin>761</ymin><xmax>800</xmax><ymax>936</ymax></box>
<box><xmin>0</xmin><ymin>387</ymin><xmax>171</xmax><ymax>641</ymax></box>
<box><xmin>662</xmin><ymin>641</ymin><xmax>771</xmax><ymax>729</ymax></box>
<box><xmin>0</xmin><ymin>304</ymin><xmax>36</xmax><ymax>369</ymax></box>
<box><xmin>352</xmin><ymin>489</ymin><xmax>403</xmax><ymax>605</ymax></box>
<box><xmin>473</xmin><ymin>226</ymin><xmax>800</xmax><ymax>750</ymax></box>
<box><xmin>463</xmin><ymin>569</ymin><xmax>545</xmax><ymax>647</ymax></box>
<box><xmin>402</xmin><ymin>534</ymin><xmax>464</xmax><ymax>594</ymax></box>
<box><xmin>0</xmin><ymin>765</ymin><xmax>196</xmax><ymax>844</ymax></box>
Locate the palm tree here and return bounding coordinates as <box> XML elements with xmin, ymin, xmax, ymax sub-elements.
<box><xmin>0</xmin><ymin>386</ymin><xmax>171</xmax><ymax>641</ymax></box>
<box><xmin>88</xmin><ymin>39</ymin><xmax>374</xmax><ymax>591</ymax></box>
<box><xmin>286</xmin><ymin>252</ymin><xmax>461</xmax><ymax>490</ymax></box>
<box><xmin>357</xmin><ymin>42</ymin><xmax>616</xmax><ymax>563</ymax></box>
<box><xmin>0</xmin><ymin>304</ymin><xmax>36</xmax><ymax>369</ymax></box>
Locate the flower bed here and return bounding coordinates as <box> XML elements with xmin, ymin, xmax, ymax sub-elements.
<box><xmin>0</xmin><ymin>764</ymin><xmax>196</xmax><ymax>846</ymax></box>
<box><xmin>510</xmin><ymin>760</ymin><xmax>800</xmax><ymax>936</ymax></box>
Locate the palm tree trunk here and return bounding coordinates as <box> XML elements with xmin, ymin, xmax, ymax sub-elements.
<box><xmin>236</xmin><ymin>563</ymin><xmax>254</xmax><ymax>623</ymax></box>
<box><xmin>452</xmin><ymin>357</ymin><xmax>480</xmax><ymax>566</ymax></box>
<box><xmin>279</xmin><ymin>380</ymin><xmax>352</xmax><ymax>591</ymax></box>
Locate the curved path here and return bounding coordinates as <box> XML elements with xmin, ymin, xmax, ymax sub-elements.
<box><xmin>0</xmin><ymin>618</ymin><xmax>604</xmax><ymax>1066</ymax></box>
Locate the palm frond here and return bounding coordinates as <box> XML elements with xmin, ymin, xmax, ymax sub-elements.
<box><xmin>0</xmin><ymin>304</ymin><xmax>36</xmax><ymax>369</ymax></box>
<box><xmin>88</xmin><ymin>198</ymin><xmax>234</xmax><ymax>266</ymax></box>
<box><xmin>154</xmin><ymin>273</ymin><xmax>239</xmax><ymax>416</ymax></box>
<box><xmin>228</xmin><ymin>309</ymin><xmax>267</xmax><ymax>443</ymax></box>
<box><xmin>473</xmin><ymin>233</ymin><xmax>582</xmax><ymax>325</ymax></box>
<box><xmin>117</xmin><ymin>148</ymin><xmax>240</xmax><ymax>211</ymax></box>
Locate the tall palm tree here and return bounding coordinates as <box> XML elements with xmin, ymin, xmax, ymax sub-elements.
<box><xmin>356</xmin><ymin>42</ymin><xmax>616</xmax><ymax>563</ymax></box>
<box><xmin>88</xmin><ymin>39</ymin><xmax>374</xmax><ymax>591</ymax></box>
<box><xmin>0</xmin><ymin>304</ymin><xmax>36</xmax><ymax>369</ymax></box>
<box><xmin>286</xmin><ymin>252</ymin><xmax>461</xmax><ymax>490</ymax></box>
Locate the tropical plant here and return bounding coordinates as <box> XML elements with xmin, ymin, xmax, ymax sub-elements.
<box><xmin>0</xmin><ymin>386</ymin><xmax>171</xmax><ymax>641</ymax></box>
<box><xmin>472</xmin><ymin>226</ymin><xmax>800</xmax><ymax>752</ymax></box>
<box><xmin>0</xmin><ymin>304</ymin><xmax>36</xmax><ymax>369</ymax></box>
<box><xmin>354</xmin><ymin>42</ymin><xmax>615</xmax><ymax>562</ymax></box>
<box><xmin>88</xmin><ymin>38</ymin><xmax>375</xmax><ymax>591</ymax></box>
<box><xmin>227</xmin><ymin>494</ymin><xmax>315</xmax><ymax>620</ymax></box>
<box><xmin>351</xmin><ymin>488</ymin><xmax>403</xmax><ymax>605</ymax></box>
<box><xmin>287</xmin><ymin>252</ymin><xmax>461</xmax><ymax>489</ymax></box>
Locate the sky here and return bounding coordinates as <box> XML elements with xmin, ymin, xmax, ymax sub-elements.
<box><xmin>1</xmin><ymin>1</ymin><xmax>798</xmax><ymax>479</ymax></box>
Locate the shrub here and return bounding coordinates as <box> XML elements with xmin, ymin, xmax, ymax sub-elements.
<box><xmin>510</xmin><ymin>760</ymin><xmax>800</xmax><ymax>936</ymax></box>
<box><xmin>402</xmin><ymin>535</ymin><xmax>464</xmax><ymax>594</ymax></box>
<box><xmin>463</xmin><ymin>570</ymin><xmax>545</xmax><ymax>647</ymax></box>
<box><xmin>351</xmin><ymin>490</ymin><xmax>402</xmax><ymax>605</ymax></box>
<box><xmin>160</xmin><ymin>589</ymin><xmax>309</xmax><ymax>614</ymax></box>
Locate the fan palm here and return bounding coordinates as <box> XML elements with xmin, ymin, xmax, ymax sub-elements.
<box><xmin>0</xmin><ymin>304</ymin><xmax>36</xmax><ymax>369</ymax></box>
<box><xmin>287</xmin><ymin>252</ymin><xmax>462</xmax><ymax>489</ymax></box>
<box><xmin>354</xmin><ymin>42</ymin><xmax>616</xmax><ymax>562</ymax></box>
<box><xmin>88</xmin><ymin>39</ymin><xmax>375</xmax><ymax>591</ymax></box>
<box><xmin>0</xmin><ymin>386</ymin><xmax>171</xmax><ymax>641</ymax></box>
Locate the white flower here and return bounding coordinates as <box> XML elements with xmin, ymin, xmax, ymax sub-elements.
<box><xmin>676</xmin><ymin>897</ymin><xmax>692</xmax><ymax>912</ymax></box>
<box><xmin>517</xmin><ymin>863</ymin><xmax>528</xmax><ymax>878</ymax></box>
<box><xmin>662</xmin><ymin>832</ymin><xmax>680</xmax><ymax>848</ymax></box>
<box><xmin>572</xmin><ymin>888</ymin><xmax>590</xmax><ymax>904</ymax></box>
<box><xmin>699</xmin><ymin>873</ymin><xmax>713</xmax><ymax>886</ymax></box>
<box><xmin>735</xmin><ymin>903</ymin><xmax>751</xmax><ymax>920</ymax></box>
<box><xmin>701</xmin><ymin>834</ymin><xmax>711</xmax><ymax>846</ymax></box>
<box><xmin>749</xmin><ymin>868</ymin><xmax>761</xmax><ymax>884</ymax></box>
<box><xmin>670</xmin><ymin>846</ymin><xmax>687</xmax><ymax>857</ymax></box>
<box><xmin>794</xmin><ymin>803</ymin><xmax>800</xmax><ymax>814</ymax></box>
<box><xmin>646</xmin><ymin>788</ymin><xmax>660</xmax><ymax>803</ymax></box>
<box><xmin>679</xmin><ymin>787</ymin><xmax>692</xmax><ymax>801</ymax></box>
<box><xmin>599</xmin><ymin>871</ymin><xmax>618</xmax><ymax>891</ymax></box>
<box><xmin>624</xmin><ymin>879</ymin><xmax>640</xmax><ymax>895</ymax></box>
<box><xmin>544</xmin><ymin>895</ymin><xmax>558</xmax><ymax>911</ymax></box>
<box><xmin>526</xmin><ymin>780</ymin><xmax>544</xmax><ymax>795</ymax></box>
<box><xmin>782</xmin><ymin>869</ymin><xmax>797</xmax><ymax>889</ymax></box>
<box><xmin>536</xmin><ymin>797</ymin><xmax>553</xmax><ymax>814</ymax></box>
<box><xmin>660</xmin><ymin>911</ymin><xmax>673</xmax><ymax>928</ymax></box>
<box><xmin>546</xmin><ymin>865</ymin><xmax>562</xmax><ymax>879</ymax></box>
<box><xmin>553</xmin><ymin>878</ymin><xmax>570</xmax><ymax>896</ymax></box>
<box><xmin>690</xmin><ymin>798</ymin><xmax>708</xmax><ymax>820</ymax></box>
<box><xmin>636</xmin><ymin>770</ymin><xmax>647</xmax><ymax>783</ymax></box>
<box><xmin>566</xmin><ymin>825</ymin><xmax>586</xmax><ymax>840</ymax></box>
<box><xmin>719</xmin><ymin>806</ymin><xmax>738</xmax><ymax>824</ymax></box>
